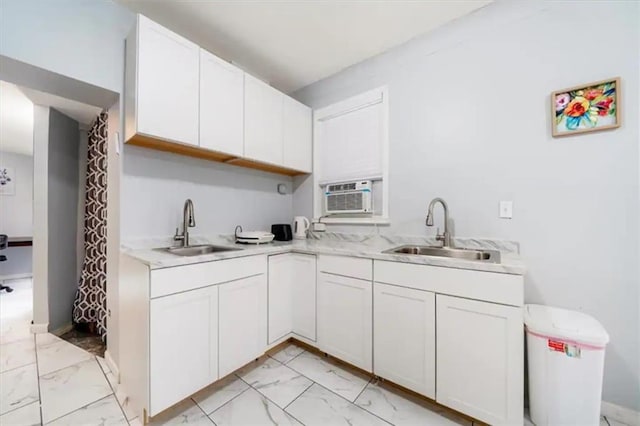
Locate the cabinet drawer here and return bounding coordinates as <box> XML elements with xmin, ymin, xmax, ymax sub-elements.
<box><xmin>374</xmin><ymin>260</ymin><xmax>523</xmax><ymax>306</ymax></box>
<box><xmin>151</xmin><ymin>255</ymin><xmax>267</xmax><ymax>298</ymax></box>
<box><xmin>318</xmin><ymin>255</ymin><xmax>372</xmax><ymax>281</ymax></box>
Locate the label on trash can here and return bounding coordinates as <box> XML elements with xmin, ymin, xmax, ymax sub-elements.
<box><xmin>548</xmin><ymin>339</ymin><xmax>581</xmax><ymax>358</ymax></box>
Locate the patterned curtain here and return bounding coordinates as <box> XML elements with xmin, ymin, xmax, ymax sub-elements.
<box><xmin>73</xmin><ymin>112</ymin><xmax>108</xmax><ymax>341</ymax></box>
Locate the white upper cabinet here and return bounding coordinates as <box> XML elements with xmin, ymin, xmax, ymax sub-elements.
<box><xmin>125</xmin><ymin>14</ymin><xmax>313</xmax><ymax>175</ymax></box>
<box><xmin>129</xmin><ymin>15</ymin><xmax>200</xmax><ymax>146</ymax></box>
<box><xmin>283</xmin><ymin>97</ymin><xmax>312</xmax><ymax>173</ymax></box>
<box><xmin>244</xmin><ymin>74</ymin><xmax>284</xmax><ymax>165</ymax></box>
<box><xmin>199</xmin><ymin>48</ymin><xmax>244</xmax><ymax>156</ymax></box>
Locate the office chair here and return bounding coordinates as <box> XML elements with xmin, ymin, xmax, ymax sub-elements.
<box><xmin>0</xmin><ymin>235</ymin><xmax>13</xmax><ymax>293</ymax></box>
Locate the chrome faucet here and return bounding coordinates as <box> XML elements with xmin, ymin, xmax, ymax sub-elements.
<box><xmin>426</xmin><ymin>197</ymin><xmax>453</xmax><ymax>248</ymax></box>
<box><xmin>174</xmin><ymin>199</ymin><xmax>196</xmax><ymax>247</ymax></box>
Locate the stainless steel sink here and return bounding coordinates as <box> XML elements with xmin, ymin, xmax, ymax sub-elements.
<box><xmin>158</xmin><ymin>244</ymin><xmax>242</xmax><ymax>257</ymax></box>
<box><xmin>383</xmin><ymin>245</ymin><xmax>500</xmax><ymax>263</ymax></box>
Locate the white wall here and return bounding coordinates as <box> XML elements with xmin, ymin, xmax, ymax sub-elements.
<box><xmin>46</xmin><ymin>108</ymin><xmax>81</xmax><ymax>332</ymax></box>
<box><xmin>32</xmin><ymin>105</ymin><xmax>49</xmax><ymax>326</ymax></box>
<box><xmin>0</xmin><ymin>0</ymin><xmax>134</xmax><ymax>94</ymax></box>
<box><xmin>106</xmin><ymin>102</ymin><xmax>122</xmax><ymax>370</ymax></box>
<box><xmin>0</xmin><ymin>151</ymin><xmax>33</xmax><ymax>237</ymax></box>
<box><xmin>121</xmin><ymin>146</ymin><xmax>294</xmax><ymax>239</ymax></box>
<box><xmin>293</xmin><ymin>0</ymin><xmax>640</xmax><ymax>411</ymax></box>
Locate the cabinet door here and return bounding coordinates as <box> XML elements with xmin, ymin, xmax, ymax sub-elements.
<box><xmin>283</xmin><ymin>97</ymin><xmax>312</xmax><ymax>172</ymax></box>
<box><xmin>436</xmin><ymin>295</ymin><xmax>523</xmax><ymax>425</ymax></box>
<box><xmin>219</xmin><ymin>274</ymin><xmax>268</xmax><ymax>377</ymax></box>
<box><xmin>149</xmin><ymin>286</ymin><xmax>218</xmax><ymax>416</ymax></box>
<box><xmin>199</xmin><ymin>49</ymin><xmax>244</xmax><ymax>156</ymax></box>
<box><xmin>137</xmin><ymin>16</ymin><xmax>199</xmax><ymax>146</ymax></box>
<box><xmin>244</xmin><ymin>74</ymin><xmax>284</xmax><ymax>165</ymax></box>
<box><xmin>292</xmin><ymin>253</ymin><xmax>317</xmax><ymax>341</ymax></box>
<box><xmin>268</xmin><ymin>254</ymin><xmax>293</xmax><ymax>343</ymax></box>
<box><xmin>318</xmin><ymin>272</ymin><xmax>372</xmax><ymax>371</ymax></box>
<box><xmin>373</xmin><ymin>283</ymin><xmax>435</xmax><ymax>398</ymax></box>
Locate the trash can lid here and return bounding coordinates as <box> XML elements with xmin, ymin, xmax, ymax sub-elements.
<box><xmin>524</xmin><ymin>304</ymin><xmax>609</xmax><ymax>347</ymax></box>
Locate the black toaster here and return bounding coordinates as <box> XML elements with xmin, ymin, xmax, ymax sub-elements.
<box><xmin>271</xmin><ymin>224</ymin><xmax>293</xmax><ymax>241</ymax></box>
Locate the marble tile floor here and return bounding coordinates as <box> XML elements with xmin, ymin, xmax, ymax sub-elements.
<box><xmin>155</xmin><ymin>344</ymin><xmax>632</xmax><ymax>426</ymax></box>
<box><xmin>0</xmin><ymin>330</ymin><xmax>128</xmax><ymax>425</ymax></box>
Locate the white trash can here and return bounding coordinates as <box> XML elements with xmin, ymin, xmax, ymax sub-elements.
<box><xmin>524</xmin><ymin>304</ymin><xmax>609</xmax><ymax>426</ymax></box>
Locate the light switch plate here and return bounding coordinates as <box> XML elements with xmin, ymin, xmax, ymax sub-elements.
<box><xmin>500</xmin><ymin>201</ymin><xmax>513</xmax><ymax>219</ymax></box>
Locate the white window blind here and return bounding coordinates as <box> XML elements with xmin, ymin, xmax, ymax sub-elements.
<box><xmin>316</xmin><ymin>90</ymin><xmax>385</xmax><ymax>183</ymax></box>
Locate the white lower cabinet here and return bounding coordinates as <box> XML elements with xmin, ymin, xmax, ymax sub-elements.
<box><xmin>318</xmin><ymin>272</ymin><xmax>372</xmax><ymax>371</ymax></box>
<box><xmin>149</xmin><ymin>285</ymin><xmax>218</xmax><ymax>415</ymax></box>
<box><xmin>436</xmin><ymin>294</ymin><xmax>524</xmax><ymax>426</ymax></box>
<box><xmin>219</xmin><ymin>274</ymin><xmax>267</xmax><ymax>377</ymax></box>
<box><xmin>373</xmin><ymin>283</ymin><xmax>435</xmax><ymax>398</ymax></box>
<box><xmin>291</xmin><ymin>253</ymin><xmax>317</xmax><ymax>341</ymax></box>
<box><xmin>268</xmin><ymin>253</ymin><xmax>317</xmax><ymax>343</ymax></box>
<box><xmin>268</xmin><ymin>254</ymin><xmax>293</xmax><ymax>343</ymax></box>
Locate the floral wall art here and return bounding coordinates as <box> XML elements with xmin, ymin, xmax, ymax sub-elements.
<box><xmin>0</xmin><ymin>167</ymin><xmax>15</xmax><ymax>195</ymax></box>
<box><xmin>552</xmin><ymin>78</ymin><xmax>620</xmax><ymax>137</ymax></box>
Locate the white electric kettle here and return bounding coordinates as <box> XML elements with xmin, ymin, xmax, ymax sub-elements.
<box><xmin>292</xmin><ymin>216</ymin><xmax>310</xmax><ymax>239</ymax></box>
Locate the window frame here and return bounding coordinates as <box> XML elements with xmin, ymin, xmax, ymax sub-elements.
<box><xmin>312</xmin><ymin>86</ymin><xmax>389</xmax><ymax>225</ymax></box>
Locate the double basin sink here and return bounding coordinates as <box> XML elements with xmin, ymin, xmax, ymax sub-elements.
<box><xmin>158</xmin><ymin>244</ymin><xmax>242</xmax><ymax>256</ymax></box>
<box><xmin>383</xmin><ymin>245</ymin><xmax>500</xmax><ymax>263</ymax></box>
<box><xmin>158</xmin><ymin>243</ymin><xmax>500</xmax><ymax>264</ymax></box>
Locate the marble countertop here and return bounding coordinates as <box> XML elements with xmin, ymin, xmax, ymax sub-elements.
<box><xmin>122</xmin><ymin>233</ymin><xmax>526</xmax><ymax>275</ymax></box>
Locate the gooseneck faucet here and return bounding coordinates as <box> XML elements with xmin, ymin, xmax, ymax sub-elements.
<box><xmin>174</xmin><ymin>199</ymin><xmax>196</xmax><ymax>247</ymax></box>
<box><xmin>426</xmin><ymin>197</ymin><xmax>453</xmax><ymax>248</ymax></box>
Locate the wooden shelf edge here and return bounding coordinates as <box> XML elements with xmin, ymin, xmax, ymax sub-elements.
<box><xmin>126</xmin><ymin>134</ymin><xmax>308</xmax><ymax>177</ymax></box>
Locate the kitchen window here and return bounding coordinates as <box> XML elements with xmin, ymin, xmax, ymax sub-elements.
<box><xmin>313</xmin><ymin>86</ymin><xmax>389</xmax><ymax>224</ymax></box>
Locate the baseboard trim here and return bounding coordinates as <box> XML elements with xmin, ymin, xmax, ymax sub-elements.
<box><xmin>50</xmin><ymin>323</ymin><xmax>73</xmax><ymax>336</ymax></box>
<box><xmin>30</xmin><ymin>322</ymin><xmax>48</xmax><ymax>334</ymax></box>
<box><xmin>104</xmin><ymin>349</ymin><xmax>119</xmax><ymax>382</ymax></box>
<box><xmin>0</xmin><ymin>273</ymin><xmax>33</xmax><ymax>281</ymax></box>
<box><xmin>602</xmin><ymin>401</ymin><xmax>640</xmax><ymax>426</ymax></box>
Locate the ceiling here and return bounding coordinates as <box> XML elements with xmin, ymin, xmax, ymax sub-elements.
<box><xmin>20</xmin><ymin>87</ymin><xmax>103</xmax><ymax>128</ymax></box>
<box><xmin>117</xmin><ymin>0</ymin><xmax>492</xmax><ymax>93</ymax></box>
<box><xmin>0</xmin><ymin>81</ymin><xmax>103</xmax><ymax>156</ymax></box>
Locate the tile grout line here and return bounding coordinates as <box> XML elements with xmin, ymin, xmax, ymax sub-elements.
<box><xmin>0</xmin><ymin>336</ymin><xmax>41</xmax><ymax>421</ymax></box>
<box><xmin>284</xmin><ymin>351</ymin><xmax>373</xmax><ymax>402</ymax></box>
<box><xmin>235</xmin><ymin>373</ymin><xmax>308</xmax><ymax>425</ymax></box>
<box><xmin>0</xmin><ymin>360</ymin><xmax>38</xmax><ymax>376</ymax></box>
<box><xmin>33</xmin><ymin>333</ymin><xmax>44</xmax><ymax>426</ymax></box>
<box><xmin>190</xmin><ymin>396</ymin><xmax>216</xmax><ymax>425</ymax></box>
<box><xmin>294</xmin><ymin>380</ymin><xmax>394</xmax><ymax>426</ymax></box>
<box><xmin>43</xmin><ymin>393</ymin><xmax>118</xmax><ymax>425</ymax></box>
<box><xmin>278</xmin><ymin>349</ymin><xmax>392</xmax><ymax>424</ymax></box>
<box><xmin>194</xmin><ymin>380</ymin><xmax>252</xmax><ymax>418</ymax></box>
<box><xmin>282</xmin><ymin>346</ymin><xmax>307</xmax><ymax>365</ymax></box>
<box><xmin>283</xmin><ymin>380</ymin><xmax>315</xmax><ymax>411</ymax></box>
<box><xmin>35</xmin><ymin>341</ymin><xmax>94</xmax><ymax>378</ymax></box>
<box><xmin>352</xmin><ymin>377</ymin><xmax>373</xmax><ymax>403</ymax></box>
<box><xmin>95</xmin><ymin>356</ymin><xmax>130</xmax><ymax>424</ymax></box>
<box><xmin>36</xmin><ymin>354</ymin><xmax>95</xmax><ymax>379</ymax></box>
<box><xmin>36</xmin><ymin>353</ymin><xmax>118</xmax><ymax>425</ymax></box>
<box><xmin>0</xmin><ymin>400</ymin><xmax>40</xmax><ymax>419</ymax></box>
